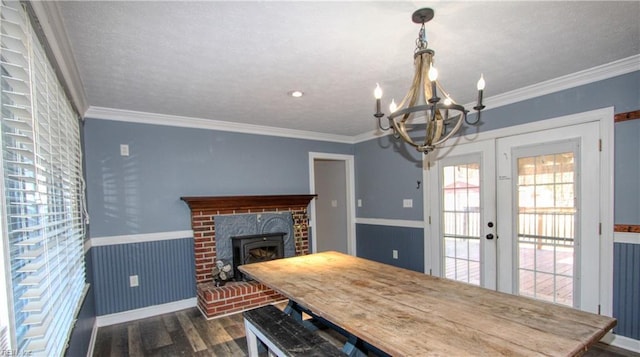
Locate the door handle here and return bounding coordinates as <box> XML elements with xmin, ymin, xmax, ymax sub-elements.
<box><xmin>486</xmin><ymin>233</ymin><xmax>494</xmax><ymax>240</ymax></box>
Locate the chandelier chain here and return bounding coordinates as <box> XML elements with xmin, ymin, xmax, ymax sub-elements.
<box><xmin>415</xmin><ymin>24</ymin><xmax>428</xmax><ymax>52</ymax></box>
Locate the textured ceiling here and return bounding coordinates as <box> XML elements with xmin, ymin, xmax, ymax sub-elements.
<box><xmin>57</xmin><ymin>1</ymin><xmax>640</xmax><ymax>136</ymax></box>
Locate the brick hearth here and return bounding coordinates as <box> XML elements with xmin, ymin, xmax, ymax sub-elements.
<box><xmin>181</xmin><ymin>195</ymin><xmax>316</xmax><ymax>318</ymax></box>
<box><xmin>197</xmin><ymin>281</ymin><xmax>284</xmax><ymax>318</ymax></box>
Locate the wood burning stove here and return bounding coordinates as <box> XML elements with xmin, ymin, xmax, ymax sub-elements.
<box><xmin>231</xmin><ymin>232</ymin><xmax>285</xmax><ymax>281</ymax></box>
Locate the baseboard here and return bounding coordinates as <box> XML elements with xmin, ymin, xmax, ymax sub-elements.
<box><xmin>86</xmin><ymin>319</ymin><xmax>98</xmax><ymax>357</ymax></box>
<box><xmin>601</xmin><ymin>332</ymin><xmax>640</xmax><ymax>353</ymax></box>
<box><xmin>95</xmin><ymin>297</ymin><xmax>197</xmax><ymax>327</ymax></box>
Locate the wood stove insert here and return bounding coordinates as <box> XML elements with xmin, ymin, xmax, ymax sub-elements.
<box><xmin>232</xmin><ymin>232</ymin><xmax>285</xmax><ymax>281</ymax></box>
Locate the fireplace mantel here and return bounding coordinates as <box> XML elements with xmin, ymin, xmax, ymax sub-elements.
<box><xmin>181</xmin><ymin>194</ymin><xmax>316</xmax><ymax>211</ymax></box>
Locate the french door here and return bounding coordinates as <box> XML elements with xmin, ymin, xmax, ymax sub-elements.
<box><xmin>496</xmin><ymin>122</ymin><xmax>600</xmax><ymax>313</ymax></box>
<box><xmin>428</xmin><ymin>121</ymin><xmax>600</xmax><ymax>312</ymax></box>
<box><xmin>428</xmin><ymin>140</ymin><xmax>497</xmax><ymax>289</ymax></box>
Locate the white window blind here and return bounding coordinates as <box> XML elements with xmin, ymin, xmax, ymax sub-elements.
<box><xmin>0</xmin><ymin>1</ymin><xmax>87</xmax><ymax>355</ymax></box>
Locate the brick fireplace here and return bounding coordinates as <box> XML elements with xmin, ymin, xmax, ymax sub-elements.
<box><xmin>181</xmin><ymin>194</ymin><xmax>316</xmax><ymax>318</ymax></box>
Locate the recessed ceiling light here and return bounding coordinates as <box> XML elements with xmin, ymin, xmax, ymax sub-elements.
<box><xmin>288</xmin><ymin>90</ymin><xmax>304</xmax><ymax>98</ymax></box>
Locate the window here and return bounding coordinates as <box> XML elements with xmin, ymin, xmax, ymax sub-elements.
<box><xmin>1</xmin><ymin>1</ymin><xmax>87</xmax><ymax>355</ymax></box>
<box><xmin>516</xmin><ymin>152</ymin><xmax>576</xmax><ymax>306</ymax></box>
<box><xmin>442</xmin><ymin>162</ymin><xmax>481</xmax><ymax>285</ymax></box>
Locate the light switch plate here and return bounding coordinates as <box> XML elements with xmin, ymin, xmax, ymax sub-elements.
<box><xmin>403</xmin><ymin>199</ymin><xmax>413</xmax><ymax>208</ymax></box>
<box><xmin>120</xmin><ymin>144</ymin><xmax>129</xmax><ymax>156</ymax></box>
<box><xmin>357</xmin><ymin>199</ymin><xmax>362</xmax><ymax>207</ymax></box>
<box><xmin>331</xmin><ymin>200</ymin><xmax>338</xmax><ymax>207</ymax></box>
<box><xmin>393</xmin><ymin>250</ymin><xmax>398</xmax><ymax>259</ymax></box>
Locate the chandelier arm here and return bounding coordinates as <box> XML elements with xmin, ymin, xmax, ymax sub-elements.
<box><xmin>431</xmin><ymin>110</ymin><xmax>465</xmax><ymax>148</ymax></box>
<box><xmin>377</xmin><ymin>116</ymin><xmax>393</xmax><ymax>131</ymax></box>
<box><xmin>392</xmin><ymin>121</ymin><xmax>420</xmax><ymax>148</ymax></box>
<box><xmin>465</xmin><ymin>111</ymin><xmax>481</xmax><ymax>125</ymax></box>
<box><xmin>389</xmin><ymin>103</ymin><xmax>466</xmax><ymax>119</ymax></box>
<box><xmin>388</xmin><ymin>103</ymin><xmax>438</xmax><ymax>120</ymax></box>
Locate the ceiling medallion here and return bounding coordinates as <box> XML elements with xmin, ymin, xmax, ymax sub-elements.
<box><xmin>374</xmin><ymin>8</ymin><xmax>485</xmax><ymax>153</ymax></box>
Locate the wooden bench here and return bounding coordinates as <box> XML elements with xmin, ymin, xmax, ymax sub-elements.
<box><xmin>243</xmin><ymin>304</ymin><xmax>344</xmax><ymax>357</ymax></box>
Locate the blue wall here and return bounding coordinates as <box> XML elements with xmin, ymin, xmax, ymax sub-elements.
<box><xmin>84</xmin><ymin>119</ymin><xmax>354</xmax><ymax>237</ymax></box>
<box><xmin>355</xmin><ymin>135</ymin><xmax>423</xmax><ymax>220</ymax></box>
<box><xmin>613</xmin><ymin>243</ymin><xmax>640</xmax><ymax>340</ymax></box>
<box><xmin>614</xmin><ymin>119</ymin><xmax>640</xmax><ymax>224</ymax></box>
<box><xmin>92</xmin><ymin>238</ymin><xmax>195</xmax><ymax>315</ymax></box>
<box><xmin>357</xmin><ymin>224</ymin><xmax>424</xmax><ymax>272</ymax></box>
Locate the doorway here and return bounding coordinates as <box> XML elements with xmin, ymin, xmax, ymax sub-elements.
<box><xmin>309</xmin><ymin>153</ymin><xmax>356</xmax><ymax>255</ymax></box>
<box><xmin>426</xmin><ymin>108</ymin><xmax>613</xmax><ymax>314</ymax></box>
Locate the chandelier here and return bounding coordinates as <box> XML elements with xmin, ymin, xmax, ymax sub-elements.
<box><xmin>374</xmin><ymin>8</ymin><xmax>485</xmax><ymax>153</ymax></box>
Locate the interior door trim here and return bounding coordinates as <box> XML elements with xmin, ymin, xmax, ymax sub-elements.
<box><xmin>308</xmin><ymin>152</ymin><xmax>357</xmax><ymax>256</ymax></box>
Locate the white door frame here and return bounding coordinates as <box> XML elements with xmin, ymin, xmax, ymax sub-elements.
<box><xmin>309</xmin><ymin>152</ymin><xmax>357</xmax><ymax>255</ymax></box>
<box><xmin>423</xmin><ymin>107</ymin><xmax>614</xmax><ymax>315</ymax></box>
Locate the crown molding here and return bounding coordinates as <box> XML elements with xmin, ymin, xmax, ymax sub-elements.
<box><xmin>84</xmin><ymin>106</ymin><xmax>356</xmax><ymax>144</ymax></box>
<box><xmin>29</xmin><ymin>1</ymin><xmax>88</xmax><ymax>115</ymax></box>
<box><xmin>478</xmin><ymin>54</ymin><xmax>640</xmax><ymax>111</ymax></box>
<box><xmin>354</xmin><ymin>55</ymin><xmax>640</xmax><ymax>144</ymax></box>
<box><xmin>352</xmin><ymin>130</ymin><xmax>387</xmax><ymax>144</ymax></box>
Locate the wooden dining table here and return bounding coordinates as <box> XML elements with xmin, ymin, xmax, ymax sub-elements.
<box><xmin>239</xmin><ymin>251</ymin><xmax>616</xmax><ymax>357</ymax></box>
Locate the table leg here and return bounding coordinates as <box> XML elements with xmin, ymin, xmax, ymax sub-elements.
<box><xmin>283</xmin><ymin>300</ymin><xmax>303</xmax><ymax>321</ymax></box>
<box><xmin>284</xmin><ymin>300</ymin><xmax>382</xmax><ymax>357</ymax></box>
<box><xmin>343</xmin><ymin>335</ymin><xmax>369</xmax><ymax>357</ymax></box>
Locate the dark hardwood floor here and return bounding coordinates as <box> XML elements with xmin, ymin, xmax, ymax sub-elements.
<box><xmin>93</xmin><ymin>307</ymin><xmax>247</xmax><ymax>356</ymax></box>
<box><xmin>92</xmin><ymin>306</ymin><xmax>638</xmax><ymax>357</ymax></box>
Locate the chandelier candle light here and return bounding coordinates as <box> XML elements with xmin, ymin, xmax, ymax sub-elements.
<box><xmin>374</xmin><ymin>8</ymin><xmax>486</xmax><ymax>153</ymax></box>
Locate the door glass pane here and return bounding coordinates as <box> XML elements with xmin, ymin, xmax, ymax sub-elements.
<box><xmin>516</xmin><ymin>152</ymin><xmax>575</xmax><ymax>306</ymax></box>
<box><xmin>442</xmin><ymin>163</ymin><xmax>480</xmax><ymax>286</ymax></box>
